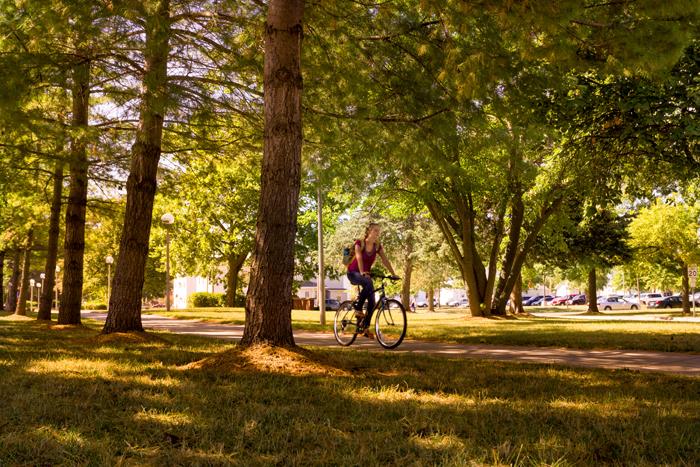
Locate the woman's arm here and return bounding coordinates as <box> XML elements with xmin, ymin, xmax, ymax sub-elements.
<box><xmin>355</xmin><ymin>243</ymin><xmax>367</xmax><ymax>275</ymax></box>
<box><xmin>378</xmin><ymin>248</ymin><xmax>397</xmax><ymax>276</ymax></box>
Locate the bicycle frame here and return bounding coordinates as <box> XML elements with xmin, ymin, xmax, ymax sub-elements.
<box><xmin>353</xmin><ymin>276</ymin><xmax>390</xmax><ymax>326</ymax></box>
<box><xmin>335</xmin><ymin>273</ymin><xmax>407</xmax><ymax>349</ymax></box>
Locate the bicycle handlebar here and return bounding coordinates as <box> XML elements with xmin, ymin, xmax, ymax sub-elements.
<box><xmin>370</xmin><ymin>273</ymin><xmax>401</xmax><ymax>281</ymax></box>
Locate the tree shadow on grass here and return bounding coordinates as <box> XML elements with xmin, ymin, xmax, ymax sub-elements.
<box><xmin>1</xmin><ymin>320</ymin><xmax>699</xmax><ymax>465</ymax></box>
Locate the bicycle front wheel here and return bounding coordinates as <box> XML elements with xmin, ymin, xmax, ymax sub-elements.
<box><xmin>375</xmin><ymin>299</ymin><xmax>407</xmax><ymax>349</ymax></box>
<box><xmin>334</xmin><ymin>301</ymin><xmax>359</xmax><ymax>346</ymax></box>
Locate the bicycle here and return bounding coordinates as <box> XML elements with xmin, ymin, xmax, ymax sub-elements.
<box><xmin>334</xmin><ymin>273</ymin><xmax>407</xmax><ymax>349</ymax></box>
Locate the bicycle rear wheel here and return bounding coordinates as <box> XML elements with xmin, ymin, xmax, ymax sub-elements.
<box><xmin>374</xmin><ymin>299</ymin><xmax>407</xmax><ymax>349</ymax></box>
<box><xmin>334</xmin><ymin>301</ymin><xmax>359</xmax><ymax>346</ymax></box>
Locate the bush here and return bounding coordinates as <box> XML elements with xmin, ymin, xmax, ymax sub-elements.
<box><xmin>82</xmin><ymin>301</ymin><xmax>108</xmax><ymax>310</ymax></box>
<box><xmin>188</xmin><ymin>292</ymin><xmax>225</xmax><ymax>308</ymax></box>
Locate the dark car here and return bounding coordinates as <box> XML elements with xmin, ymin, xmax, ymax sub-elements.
<box><xmin>647</xmin><ymin>295</ymin><xmax>682</xmax><ymax>309</ymax></box>
<box><xmin>324</xmin><ymin>299</ymin><xmax>341</xmax><ymax>311</ymax></box>
<box><xmin>523</xmin><ymin>295</ymin><xmax>543</xmax><ymax>306</ymax></box>
<box><xmin>567</xmin><ymin>294</ymin><xmax>587</xmax><ymax>305</ymax></box>
<box><xmin>529</xmin><ymin>295</ymin><xmax>554</xmax><ymax>306</ymax></box>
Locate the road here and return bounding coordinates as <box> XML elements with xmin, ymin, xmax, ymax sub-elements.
<box><xmin>82</xmin><ymin>311</ymin><xmax>700</xmax><ymax>377</ymax></box>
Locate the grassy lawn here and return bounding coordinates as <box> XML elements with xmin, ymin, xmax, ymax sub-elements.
<box><xmin>1</xmin><ymin>315</ymin><xmax>699</xmax><ymax>465</ymax></box>
<box><xmin>143</xmin><ymin>307</ymin><xmax>700</xmax><ymax>353</ymax></box>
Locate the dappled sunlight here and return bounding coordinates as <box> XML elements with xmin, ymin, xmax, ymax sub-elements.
<box><xmin>0</xmin><ymin>314</ymin><xmax>33</xmax><ymax>321</ymax></box>
<box><xmin>133</xmin><ymin>409</ymin><xmax>195</xmax><ymax>427</ymax></box>
<box><xmin>26</xmin><ymin>357</ymin><xmax>124</xmax><ymax>376</ymax></box>
<box><xmin>352</xmin><ymin>384</ymin><xmax>482</xmax><ymax>409</ymax></box>
<box><xmin>34</xmin><ymin>426</ymin><xmax>87</xmax><ymax>449</ymax></box>
<box><xmin>548</xmin><ymin>397</ymin><xmax>643</xmax><ymax>418</ymax></box>
<box><xmin>2</xmin><ymin>320</ymin><xmax>700</xmax><ymax>465</ymax></box>
<box><xmin>182</xmin><ymin>344</ymin><xmax>351</xmax><ymax>376</ymax></box>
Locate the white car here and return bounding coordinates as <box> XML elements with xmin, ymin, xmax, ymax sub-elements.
<box><xmin>447</xmin><ymin>298</ymin><xmax>469</xmax><ymax>307</ymax></box>
<box><xmin>597</xmin><ymin>296</ymin><xmax>639</xmax><ymax>311</ymax></box>
<box><xmin>640</xmin><ymin>293</ymin><xmax>663</xmax><ymax>305</ymax></box>
<box><xmin>622</xmin><ymin>295</ymin><xmax>640</xmax><ymax>304</ymax></box>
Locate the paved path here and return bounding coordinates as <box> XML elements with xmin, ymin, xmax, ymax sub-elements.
<box><xmin>532</xmin><ymin>311</ymin><xmax>700</xmax><ymax>322</ymax></box>
<box><xmin>82</xmin><ymin>312</ymin><xmax>700</xmax><ymax>377</ymax></box>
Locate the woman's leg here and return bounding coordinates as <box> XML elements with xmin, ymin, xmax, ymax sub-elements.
<box><xmin>347</xmin><ymin>272</ymin><xmax>374</xmax><ymax>317</ymax></box>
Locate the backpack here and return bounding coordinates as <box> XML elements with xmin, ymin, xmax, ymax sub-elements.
<box><xmin>342</xmin><ymin>239</ymin><xmax>381</xmax><ymax>267</ymax></box>
<box><xmin>342</xmin><ymin>240</ymin><xmax>363</xmax><ymax>266</ymax></box>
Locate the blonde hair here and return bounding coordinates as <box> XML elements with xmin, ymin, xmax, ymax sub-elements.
<box><xmin>364</xmin><ymin>222</ymin><xmax>380</xmax><ymax>240</ymax></box>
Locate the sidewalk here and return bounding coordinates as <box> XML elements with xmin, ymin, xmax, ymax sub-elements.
<box><xmin>531</xmin><ymin>310</ymin><xmax>700</xmax><ymax>322</ymax></box>
<box><xmin>82</xmin><ymin>311</ymin><xmax>700</xmax><ymax>377</ymax></box>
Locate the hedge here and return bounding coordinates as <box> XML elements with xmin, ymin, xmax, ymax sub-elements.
<box><xmin>188</xmin><ymin>292</ymin><xmax>225</xmax><ymax>308</ymax></box>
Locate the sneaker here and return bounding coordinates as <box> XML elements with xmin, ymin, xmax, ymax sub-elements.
<box><xmin>362</xmin><ymin>329</ymin><xmax>374</xmax><ymax>339</ymax></box>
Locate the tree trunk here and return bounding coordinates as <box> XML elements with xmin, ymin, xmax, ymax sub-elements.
<box><xmin>241</xmin><ymin>0</ymin><xmax>304</xmax><ymax>347</ymax></box>
<box><xmin>0</xmin><ymin>250</ymin><xmax>4</xmax><ymax>311</ymax></box>
<box><xmin>103</xmin><ymin>0</ymin><xmax>171</xmax><ymax>334</ymax></box>
<box><xmin>400</xmin><ymin>235</ymin><xmax>414</xmax><ymax>311</ymax></box>
<box><xmin>16</xmin><ymin>230</ymin><xmax>33</xmax><ymax>316</ymax></box>
<box><xmin>509</xmin><ymin>272</ymin><xmax>525</xmax><ymax>314</ymax></box>
<box><xmin>681</xmin><ymin>263</ymin><xmax>690</xmax><ymax>315</ymax></box>
<box><xmin>225</xmin><ymin>252</ymin><xmax>247</xmax><ymax>307</ymax></box>
<box><xmin>587</xmin><ymin>267</ymin><xmax>599</xmax><ymax>313</ymax></box>
<box><xmin>427</xmin><ymin>285</ymin><xmax>435</xmax><ymax>312</ymax></box>
<box><xmin>58</xmin><ymin>57</ymin><xmax>90</xmax><ymax>325</ymax></box>
<box><xmin>6</xmin><ymin>251</ymin><xmax>20</xmax><ymax>312</ymax></box>
<box><xmin>38</xmin><ymin>162</ymin><xmax>63</xmax><ymax>321</ymax></box>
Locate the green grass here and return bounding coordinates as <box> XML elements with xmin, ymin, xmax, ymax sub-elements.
<box><xmin>1</xmin><ymin>316</ymin><xmax>699</xmax><ymax>465</ymax></box>
<box><xmin>143</xmin><ymin>307</ymin><xmax>700</xmax><ymax>353</ymax></box>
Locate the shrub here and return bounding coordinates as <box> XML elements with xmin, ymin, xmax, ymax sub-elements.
<box><xmin>82</xmin><ymin>301</ymin><xmax>108</xmax><ymax>310</ymax></box>
<box><xmin>188</xmin><ymin>292</ymin><xmax>225</xmax><ymax>308</ymax></box>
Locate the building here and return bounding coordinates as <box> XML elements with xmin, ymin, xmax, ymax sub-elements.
<box><xmin>172</xmin><ymin>276</ymin><xmax>225</xmax><ymax>309</ymax></box>
<box><xmin>296</xmin><ymin>276</ymin><xmax>352</xmax><ymax>307</ymax></box>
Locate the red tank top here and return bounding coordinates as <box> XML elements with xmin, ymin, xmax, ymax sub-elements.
<box><xmin>347</xmin><ymin>240</ymin><xmax>382</xmax><ymax>273</ymax></box>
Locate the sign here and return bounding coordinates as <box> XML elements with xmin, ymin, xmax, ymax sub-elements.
<box><xmin>690</xmin><ymin>265</ymin><xmax>698</xmax><ymax>288</ymax></box>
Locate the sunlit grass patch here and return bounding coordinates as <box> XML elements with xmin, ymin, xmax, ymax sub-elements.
<box><xmin>0</xmin><ymin>314</ymin><xmax>33</xmax><ymax>321</ymax></box>
<box><xmin>183</xmin><ymin>343</ymin><xmax>351</xmax><ymax>376</ymax></box>
<box><xmin>83</xmin><ymin>331</ymin><xmax>171</xmax><ymax>345</ymax></box>
<box><xmin>1</xmin><ymin>319</ymin><xmax>699</xmax><ymax>465</ymax></box>
<box><xmin>26</xmin><ymin>357</ymin><xmax>123</xmax><ymax>376</ymax></box>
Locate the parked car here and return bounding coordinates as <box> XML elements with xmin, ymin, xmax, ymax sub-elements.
<box><xmin>622</xmin><ymin>295</ymin><xmax>640</xmax><ymax>305</ymax></box>
<box><xmin>447</xmin><ymin>298</ymin><xmax>469</xmax><ymax>307</ymax></box>
<box><xmin>551</xmin><ymin>294</ymin><xmax>577</xmax><ymax>306</ymax></box>
<box><xmin>640</xmin><ymin>293</ymin><xmax>663</xmax><ymax>305</ymax></box>
<box><xmin>523</xmin><ymin>295</ymin><xmax>542</xmax><ymax>306</ymax></box>
<box><xmin>597</xmin><ymin>296</ymin><xmax>639</xmax><ymax>311</ymax></box>
<box><xmin>527</xmin><ymin>295</ymin><xmax>554</xmax><ymax>306</ymax></box>
<box><xmin>324</xmin><ymin>299</ymin><xmax>340</xmax><ymax>311</ymax></box>
<box><xmin>415</xmin><ymin>299</ymin><xmax>429</xmax><ymax>308</ymax></box>
<box><xmin>550</xmin><ymin>296</ymin><xmax>568</xmax><ymax>306</ymax></box>
<box><xmin>647</xmin><ymin>295</ymin><xmax>682</xmax><ymax>309</ymax></box>
<box><xmin>566</xmin><ymin>294</ymin><xmax>587</xmax><ymax>305</ymax></box>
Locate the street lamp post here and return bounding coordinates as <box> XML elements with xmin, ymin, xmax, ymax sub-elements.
<box><xmin>29</xmin><ymin>279</ymin><xmax>35</xmax><ymax>313</ymax></box>
<box><xmin>693</xmin><ymin>226</ymin><xmax>700</xmax><ymax>317</ymax></box>
<box><xmin>39</xmin><ymin>273</ymin><xmax>45</xmax><ymax>310</ymax></box>
<box><xmin>161</xmin><ymin>213</ymin><xmax>175</xmax><ymax>311</ymax></box>
<box><xmin>35</xmin><ymin>282</ymin><xmax>41</xmax><ymax>312</ymax></box>
<box><xmin>105</xmin><ymin>256</ymin><xmax>114</xmax><ymax>306</ymax></box>
<box><xmin>317</xmin><ymin>186</ymin><xmax>326</xmax><ymax>325</ymax></box>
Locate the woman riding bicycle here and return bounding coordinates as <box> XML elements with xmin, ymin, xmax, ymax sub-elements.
<box><xmin>346</xmin><ymin>223</ymin><xmax>397</xmax><ymax>337</ymax></box>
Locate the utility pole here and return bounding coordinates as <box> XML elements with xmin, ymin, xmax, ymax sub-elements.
<box><xmin>317</xmin><ymin>186</ymin><xmax>326</xmax><ymax>325</ymax></box>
